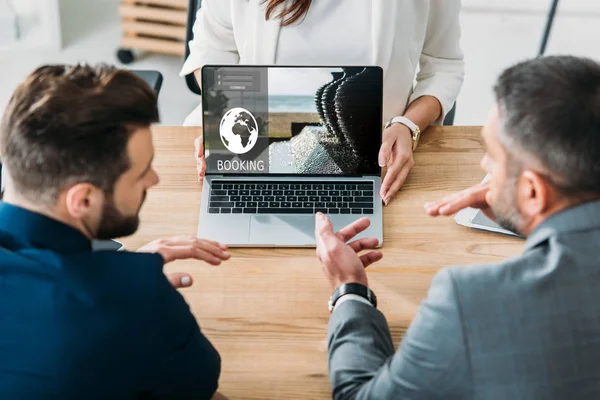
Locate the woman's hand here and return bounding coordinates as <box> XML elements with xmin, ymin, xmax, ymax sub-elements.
<box><xmin>378</xmin><ymin>123</ymin><xmax>415</xmax><ymax>205</ymax></box>
<box><xmin>194</xmin><ymin>136</ymin><xmax>206</xmax><ymax>183</ymax></box>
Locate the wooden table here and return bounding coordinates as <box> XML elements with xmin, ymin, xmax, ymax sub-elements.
<box><xmin>121</xmin><ymin>126</ymin><xmax>525</xmax><ymax>399</ymax></box>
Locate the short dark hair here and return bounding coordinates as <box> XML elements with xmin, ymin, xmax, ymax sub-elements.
<box><xmin>0</xmin><ymin>64</ymin><xmax>159</xmax><ymax>203</ymax></box>
<box><xmin>494</xmin><ymin>55</ymin><xmax>600</xmax><ymax>196</ymax></box>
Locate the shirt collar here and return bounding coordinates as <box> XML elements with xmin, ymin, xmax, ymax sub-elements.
<box><xmin>525</xmin><ymin>199</ymin><xmax>600</xmax><ymax>251</ymax></box>
<box><xmin>0</xmin><ymin>201</ymin><xmax>92</xmax><ymax>254</ymax></box>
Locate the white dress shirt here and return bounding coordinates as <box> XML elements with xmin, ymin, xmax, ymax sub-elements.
<box><xmin>333</xmin><ymin>294</ymin><xmax>373</xmax><ymax>313</ymax></box>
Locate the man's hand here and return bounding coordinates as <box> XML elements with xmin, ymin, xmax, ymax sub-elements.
<box><xmin>424</xmin><ymin>180</ymin><xmax>496</xmax><ymax>221</ymax></box>
<box><xmin>138</xmin><ymin>236</ymin><xmax>230</xmax><ymax>289</ymax></box>
<box><xmin>138</xmin><ymin>236</ymin><xmax>230</xmax><ymax>264</ymax></box>
<box><xmin>194</xmin><ymin>136</ymin><xmax>206</xmax><ymax>183</ymax></box>
<box><xmin>314</xmin><ymin>213</ymin><xmax>383</xmax><ymax>290</ymax></box>
<box><xmin>378</xmin><ymin>123</ymin><xmax>415</xmax><ymax>205</ymax></box>
<box><xmin>166</xmin><ymin>272</ymin><xmax>194</xmax><ymax>289</ymax></box>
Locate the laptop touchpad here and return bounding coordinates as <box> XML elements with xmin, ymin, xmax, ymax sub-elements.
<box><xmin>250</xmin><ymin>215</ymin><xmax>315</xmax><ymax>246</ymax></box>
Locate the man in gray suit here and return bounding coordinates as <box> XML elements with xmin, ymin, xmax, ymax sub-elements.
<box><xmin>314</xmin><ymin>55</ymin><xmax>600</xmax><ymax>399</ymax></box>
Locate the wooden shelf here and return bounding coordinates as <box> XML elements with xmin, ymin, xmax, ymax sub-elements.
<box><xmin>121</xmin><ymin>35</ymin><xmax>184</xmax><ymax>56</ymax></box>
<box><xmin>119</xmin><ymin>4</ymin><xmax>187</xmax><ymax>25</ymax></box>
<box><xmin>118</xmin><ymin>0</ymin><xmax>187</xmax><ymax>57</ymax></box>
<box><xmin>133</xmin><ymin>0</ymin><xmax>188</xmax><ymax>9</ymax></box>
<box><xmin>121</xmin><ymin>20</ymin><xmax>186</xmax><ymax>40</ymax></box>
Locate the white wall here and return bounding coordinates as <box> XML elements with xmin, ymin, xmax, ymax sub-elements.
<box><xmin>0</xmin><ymin>0</ymin><xmax>62</xmax><ymax>52</ymax></box>
<box><xmin>463</xmin><ymin>0</ymin><xmax>600</xmax><ymax>14</ymax></box>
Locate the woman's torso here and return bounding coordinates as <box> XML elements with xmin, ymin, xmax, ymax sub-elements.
<box><xmin>274</xmin><ymin>0</ymin><xmax>372</xmax><ymax>65</ymax></box>
<box><xmin>232</xmin><ymin>1</ymin><xmax>430</xmax><ymax>120</ymax></box>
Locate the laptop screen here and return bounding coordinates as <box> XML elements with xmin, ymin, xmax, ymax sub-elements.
<box><xmin>201</xmin><ymin>66</ymin><xmax>383</xmax><ymax>176</ymax></box>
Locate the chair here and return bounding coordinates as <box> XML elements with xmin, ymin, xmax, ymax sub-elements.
<box><xmin>131</xmin><ymin>70</ymin><xmax>164</xmax><ymax>94</ymax></box>
<box><xmin>184</xmin><ymin>0</ymin><xmax>203</xmax><ymax>95</ymax></box>
<box><xmin>443</xmin><ymin>103</ymin><xmax>456</xmax><ymax>126</ymax></box>
<box><xmin>538</xmin><ymin>0</ymin><xmax>560</xmax><ymax>57</ymax></box>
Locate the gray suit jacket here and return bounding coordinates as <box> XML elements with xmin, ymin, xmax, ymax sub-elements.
<box><xmin>328</xmin><ymin>200</ymin><xmax>600</xmax><ymax>399</ymax></box>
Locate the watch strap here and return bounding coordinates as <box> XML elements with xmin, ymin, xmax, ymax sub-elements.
<box><xmin>387</xmin><ymin>116</ymin><xmax>418</xmax><ymax>132</ymax></box>
<box><xmin>329</xmin><ymin>283</ymin><xmax>377</xmax><ymax>312</ymax></box>
<box><xmin>385</xmin><ymin>116</ymin><xmax>421</xmax><ymax>151</ymax></box>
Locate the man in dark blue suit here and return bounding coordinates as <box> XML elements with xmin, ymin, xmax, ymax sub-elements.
<box><xmin>0</xmin><ymin>64</ymin><xmax>230</xmax><ymax>399</ymax></box>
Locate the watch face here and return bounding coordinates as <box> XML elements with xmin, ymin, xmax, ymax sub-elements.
<box><xmin>412</xmin><ymin>131</ymin><xmax>420</xmax><ymax>150</ymax></box>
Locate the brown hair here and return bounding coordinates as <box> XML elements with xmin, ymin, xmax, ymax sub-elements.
<box><xmin>263</xmin><ymin>0</ymin><xmax>312</xmax><ymax>26</ymax></box>
<box><xmin>0</xmin><ymin>64</ymin><xmax>159</xmax><ymax>204</ymax></box>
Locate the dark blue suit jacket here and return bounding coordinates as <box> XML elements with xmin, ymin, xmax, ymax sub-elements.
<box><xmin>0</xmin><ymin>202</ymin><xmax>220</xmax><ymax>399</ymax></box>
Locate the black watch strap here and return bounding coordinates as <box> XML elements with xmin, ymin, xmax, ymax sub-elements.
<box><xmin>328</xmin><ymin>283</ymin><xmax>377</xmax><ymax>312</ymax></box>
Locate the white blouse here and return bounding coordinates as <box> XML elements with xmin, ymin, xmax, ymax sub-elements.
<box><xmin>181</xmin><ymin>0</ymin><xmax>464</xmax><ymax>126</ymax></box>
<box><xmin>275</xmin><ymin>0</ymin><xmax>372</xmax><ymax>65</ymax></box>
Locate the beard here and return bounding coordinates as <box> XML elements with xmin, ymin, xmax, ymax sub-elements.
<box><xmin>490</xmin><ymin>179</ymin><xmax>524</xmax><ymax>235</ymax></box>
<box><xmin>95</xmin><ymin>191</ymin><xmax>146</xmax><ymax>239</ymax></box>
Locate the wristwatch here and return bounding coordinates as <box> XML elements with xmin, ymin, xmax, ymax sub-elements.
<box><xmin>328</xmin><ymin>283</ymin><xmax>377</xmax><ymax>313</ymax></box>
<box><xmin>385</xmin><ymin>116</ymin><xmax>421</xmax><ymax>151</ymax></box>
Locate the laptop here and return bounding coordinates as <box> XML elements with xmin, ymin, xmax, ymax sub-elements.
<box><xmin>197</xmin><ymin>65</ymin><xmax>384</xmax><ymax>247</ymax></box>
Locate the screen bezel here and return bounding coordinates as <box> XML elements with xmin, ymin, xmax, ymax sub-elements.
<box><xmin>200</xmin><ymin>64</ymin><xmax>383</xmax><ymax>177</ymax></box>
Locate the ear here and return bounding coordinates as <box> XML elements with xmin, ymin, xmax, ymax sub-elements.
<box><xmin>64</xmin><ymin>183</ymin><xmax>103</xmax><ymax>219</ymax></box>
<box><xmin>518</xmin><ymin>170</ymin><xmax>551</xmax><ymax>218</ymax></box>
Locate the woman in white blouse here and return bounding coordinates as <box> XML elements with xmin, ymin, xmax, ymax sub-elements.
<box><xmin>181</xmin><ymin>0</ymin><xmax>464</xmax><ymax>204</ymax></box>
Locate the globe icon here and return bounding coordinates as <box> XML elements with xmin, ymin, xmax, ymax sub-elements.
<box><xmin>219</xmin><ymin>107</ymin><xmax>259</xmax><ymax>154</ymax></box>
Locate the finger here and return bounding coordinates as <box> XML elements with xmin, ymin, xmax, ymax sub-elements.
<box><xmin>195</xmin><ymin>248</ymin><xmax>224</xmax><ymax>265</ymax></box>
<box><xmin>426</xmin><ymin>184</ymin><xmax>490</xmax><ymax>216</ymax></box>
<box><xmin>359</xmin><ymin>251</ymin><xmax>383</xmax><ymax>268</ymax></box>
<box><xmin>197</xmin><ymin>161</ymin><xmax>205</xmax><ymax>182</ymax></box>
<box><xmin>198</xmin><ymin>156</ymin><xmax>206</xmax><ymax>180</ymax></box>
<box><xmin>380</xmin><ymin>149</ymin><xmax>407</xmax><ymax>201</ymax></box>
<box><xmin>314</xmin><ymin>213</ymin><xmax>339</xmax><ymax>258</ymax></box>
<box><xmin>424</xmin><ymin>182</ymin><xmax>489</xmax><ymax>214</ymax></box>
<box><xmin>194</xmin><ymin>136</ymin><xmax>204</xmax><ymax>158</ymax></box>
<box><xmin>164</xmin><ymin>237</ymin><xmax>230</xmax><ymax>260</ymax></box>
<box><xmin>167</xmin><ymin>273</ymin><xmax>193</xmax><ymax>289</ymax></box>
<box><xmin>195</xmin><ymin>137</ymin><xmax>206</xmax><ymax>182</ymax></box>
<box><xmin>195</xmin><ymin>240</ymin><xmax>231</xmax><ymax>261</ymax></box>
<box><xmin>161</xmin><ymin>245</ymin><xmax>201</xmax><ymax>262</ymax></box>
<box><xmin>347</xmin><ymin>237</ymin><xmax>380</xmax><ymax>253</ymax></box>
<box><xmin>427</xmin><ymin>190</ymin><xmax>465</xmax><ymax>209</ymax></box>
<box><xmin>438</xmin><ymin>185</ymin><xmax>489</xmax><ymax>215</ymax></box>
<box><xmin>164</xmin><ymin>236</ymin><xmax>200</xmax><ymax>247</ymax></box>
<box><xmin>481</xmin><ymin>190</ymin><xmax>497</xmax><ymax>221</ymax></box>
<box><xmin>163</xmin><ymin>245</ymin><xmax>224</xmax><ymax>265</ymax></box>
<box><xmin>378</xmin><ymin>135</ymin><xmax>395</xmax><ymax>167</ymax></box>
<box><xmin>315</xmin><ymin>212</ymin><xmax>336</xmax><ymax>241</ymax></box>
<box><xmin>382</xmin><ymin>158</ymin><xmax>412</xmax><ymax>205</ymax></box>
<box><xmin>336</xmin><ymin>217</ymin><xmax>371</xmax><ymax>243</ymax></box>
<box><xmin>168</xmin><ymin>236</ymin><xmax>223</xmax><ymax>249</ymax></box>
<box><xmin>195</xmin><ymin>237</ymin><xmax>229</xmax><ymax>252</ymax></box>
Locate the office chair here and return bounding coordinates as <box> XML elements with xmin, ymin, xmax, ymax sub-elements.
<box><xmin>184</xmin><ymin>0</ymin><xmax>203</xmax><ymax>95</ymax></box>
<box><xmin>132</xmin><ymin>70</ymin><xmax>164</xmax><ymax>94</ymax></box>
<box><xmin>538</xmin><ymin>0</ymin><xmax>560</xmax><ymax>56</ymax></box>
<box><xmin>443</xmin><ymin>103</ymin><xmax>456</xmax><ymax>126</ymax></box>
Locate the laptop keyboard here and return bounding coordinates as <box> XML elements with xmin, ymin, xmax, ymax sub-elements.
<box><xmin>208</xmin><ymin>181</ymin><xmax>375</xmax><ymax>215</ymax></box>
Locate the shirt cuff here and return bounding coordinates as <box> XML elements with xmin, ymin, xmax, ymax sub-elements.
<box><xmin>333</xmin><ymin>293</ymin><xmax>373</xmax><ymax>312</ymax></box>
